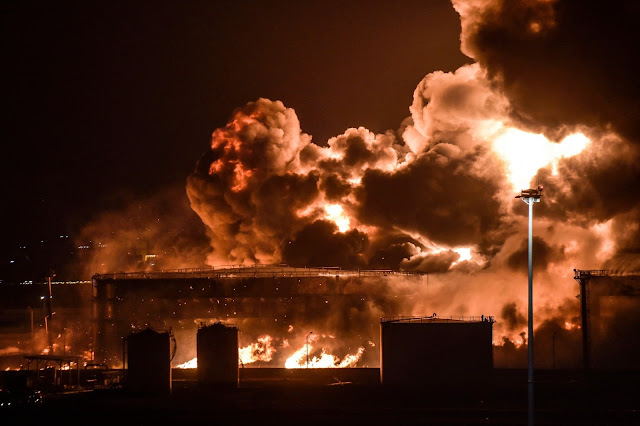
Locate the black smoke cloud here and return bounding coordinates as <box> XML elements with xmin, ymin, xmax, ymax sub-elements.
<box><xmin>500</xmin><ymin>302</ymin><xmax>526</xmax><ymax>332</ymax></box>
<box><xmin>506</xmin><ymin>236</ymin><xmax>565</xmax><ymax>273</ymax></box>
<box><xmin>8</xmin><ymin>1</ymin><xmax>638</xmax><ymax>370</ymax></box>
<box><xmin>400</xmin><ymin>249</ymin><xmax>460</xmax><ymax>273</ymax></box>
<box><xmin>453</xmin><ymin>0</ymin><xmax>640</xmax><ymax>142</ymax></box>
<box><xmin>454</xmin><ymin>0</ymin><xmax>640</xmax><ymax>273</ymax></box>
<box><xmin>281</xmin><ymin>220</ymin><xmax>369</xmax><ymax>269</ymax></box>
<box><xmin>186</xmin><ymin>99</ymin><xmax>319</xmax><ymax>265</ymax></box>
<box><xmin>535</xmin><ymin>135</ymin><xmax>640</xmax><ymax>224</ymax></box>
<box><xmin>186</xmin><ymin>87</ymin><xmax>517</xmax><ymax>272</ymax></box>
<box><xmin>63</xmin><ymin>0</ymin><xmax>638</xmax><ymax>367</ymax></box>
<box><xmin>355</xmin><ymin>144</ymin><xmax>507</xmax><ymax>255</ymax></box>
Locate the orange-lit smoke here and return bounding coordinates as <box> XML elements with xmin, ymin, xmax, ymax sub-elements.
<box><xmin>70</xmin><ymin>0</ymin><xmax>640</xmax><ymax>369</ymax></box>
<box><xmin>184</xmin><ymin>48</ymin><xmax>630</xmax><ymax>364</ymax></box>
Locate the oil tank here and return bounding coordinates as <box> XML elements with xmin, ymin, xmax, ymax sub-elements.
<box><xmin>126</xmin><ymin>327</ymin><xmax>172</xmax><ymax>395</ymax></box>
<box><xmin>380</xmin><ymin>316</ymin><xmax>493</xmax><ymax>389</ymax></box>
<box><xmin>197</xmin><ymin>322</ymin><xmax>238</xmax><ymax>387</ymax></box>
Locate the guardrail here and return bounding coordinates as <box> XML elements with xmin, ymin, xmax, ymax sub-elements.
<box><xmin>93</xmin><ymin>264</ymin><xmax>424</xmax><ymax>281</ymax></box>
<box><xmin>380</xmin><ymin>315</ymin><xmax>495</xmax><ymax>324</ymax></box>
<box><xmin>574</xmin><ymin>269</ymin><xmax>640</xmax><ymax>279</ymax></box>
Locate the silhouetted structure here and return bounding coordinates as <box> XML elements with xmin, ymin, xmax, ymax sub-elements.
<box><xmin>125</xmin><ymin>327</ymin><xmax>174</xmax><ymax>395</ymax></box>
<box><xmin>574</xmin><ymin>269</ymin><xmax>640</xmax><ymax>370</ymax></box>
<box><xmin>380</xmin><ymin>316</ymin><xmax>493</xmax><ymax>389</ymax></box>
<box><xmin>197</xmin><ymin>322</ymin><xmax>238</xmax><ymax>387</ymax></box>
<box><xmin>91</xmin><ymin>265</ymin><xmax>424</xmax><ymax>365</ymax></box>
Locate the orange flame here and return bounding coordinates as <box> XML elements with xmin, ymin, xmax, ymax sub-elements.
<box><xmin>239</xmin><ymin>335</ymin><xmax>276</xmax><ymax>365</ymax></box>
<box><xmin>284</xmin><ymin>336</ymin><xmax>365</xmax><ymax>369</ymax></box>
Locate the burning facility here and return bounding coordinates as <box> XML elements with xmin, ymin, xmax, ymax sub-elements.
<box><xmin>91</xmin><ymin>265</ymin><xmax>425</xmax><ymax>368</ymax></box>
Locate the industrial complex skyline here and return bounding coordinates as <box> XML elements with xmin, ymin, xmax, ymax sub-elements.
<box><xmin>2</xmin><ymin>0</ymin><xmax>640</xmax><ymax>382</ymax></box>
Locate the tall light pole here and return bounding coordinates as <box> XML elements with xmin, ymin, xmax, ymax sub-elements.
<box><xmin>46</xmin><ymin>270</ymin><xmax>55</xmax><ymax>354</ymax></box>
<box><xmin>306</xmin><ymin>331</ymin><xmax>313</xmax><ymax>368</ymax></box>
<box><xmin>516</xmin><ymin>185</ymin><xmax>543</xmax><ymax>426</ymax></box>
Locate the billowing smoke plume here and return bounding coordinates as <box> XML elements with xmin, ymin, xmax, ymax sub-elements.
<box><xmin>452</xmin><ymin>0</ymin><xmax>640</xmax><ymax>267</ymax></box>
<box><xmin>53</xmin><ymin>1</ymin><xmax>639</xmax><ymax>369</ymax></box>
<box><xmin>182</xmin><ymin>1</ymin><xmax>640</xmax><ymax>367</ymax></box>
<box><xmin>187</xmin><ymin>65</ymin><xmax>517</xmax><ymax>272</ymax></box>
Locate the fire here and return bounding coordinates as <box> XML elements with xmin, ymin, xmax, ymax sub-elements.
<box><xmin>208</xmin><ymin>159</ymin><xmax>224</xmax><ymax>174</ymax></box>
<box><xmin>564</xmin><ymin>321</ymin><xmax>578</xmax><ymax>331</ymax></box>
<box><xmin>284</xmin><ymin>337</ymin><xmax>365</xmax><ymax>369</ymax></box>
<box><xmin>324</xmin><ymin>204</ymin><xmax>350</xmax><ymax>232</ymax></box>
<box><xmin>230</xmin><ymin>161</ymin><xmax>253</xmax><ymax>192</ymax></box>
<box><xmin>176</xmin><ymin>357</ymin><xmax>197</xmax><ymax>369</ymax></box>
<box><xmin>491</xmin><ymin>128</ymin><xmax>589</xmax><ymax>190</ymax></box>
<box><xmin>238</xmin><ymin>335</ymin><xmax>276</xmax><ymax>365</ymax></box>
<box><xmin>175</xmin><ymin>334</ymin><xmax>364</xmax><ymax>369</ymax></box>
<box><xmin>336</xmin><ymin>347</ymin><xmax>365</xmax><ymax>368</ymax></box>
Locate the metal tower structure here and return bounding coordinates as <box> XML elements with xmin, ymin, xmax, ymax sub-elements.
<box><xmin>573</xmin><ymin>269</ymin><xmax>640</xmax><ymax>371</ymax></box>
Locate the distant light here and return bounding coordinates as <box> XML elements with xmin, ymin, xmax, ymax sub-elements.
<box><xmin>9</xmin><ymin>260</ymin><xmax>15</xmax><ymax>264</ymax></box>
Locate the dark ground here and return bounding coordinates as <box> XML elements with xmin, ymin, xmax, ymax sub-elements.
<box><xmin>2</xmin><ymin>368</ymin><xmax>640</xmax><ymax>425</ymax></box>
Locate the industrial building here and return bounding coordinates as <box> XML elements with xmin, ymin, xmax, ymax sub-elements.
<box><xmin>91</xmin><ymin>264</ymin><xmax>423</xmax><ymax>366</ymax></box>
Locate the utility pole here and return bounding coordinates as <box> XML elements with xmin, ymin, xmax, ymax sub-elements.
<box><xmin>46</xmin><ymin>271</ymin><xmax>56</xmax><ymax>354</ymax></box>
<box><xmin>516</xmin><ymin>185</ymin><xmax>543</xmax><ymax>426</ymax></box>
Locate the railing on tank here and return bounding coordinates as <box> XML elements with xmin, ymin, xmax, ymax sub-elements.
<box><xmin>380</xmin><ymin>314</ymin><xmax>495</xmax><ymax>324</ymax></box>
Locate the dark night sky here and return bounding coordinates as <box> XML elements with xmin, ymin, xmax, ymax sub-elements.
<box><xmin>0</xmin><ymin>0</ymin><xmax>469</xmax><ymax>258</ymax></box>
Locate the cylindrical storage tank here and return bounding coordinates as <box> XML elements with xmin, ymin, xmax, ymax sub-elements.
<box><xmin>380</xmin><ymin>317</ymin><xmax>493</xmax><ymax>391</ymax></box>
<box><xmin>126</xmin><ymin>328</ymin><xmax>172</xmax><ymax>395</ymax></box>
<box><xmin>197</xmin><ymin>322</ymin><xmax>238</xmax><ymax>387</ymax></box>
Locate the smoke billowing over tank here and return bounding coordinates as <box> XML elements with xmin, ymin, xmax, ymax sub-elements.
<box><xmin>66</xmin><ymin>1</ymin><xmax>640</xmax><ymax>370</ymax></box>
